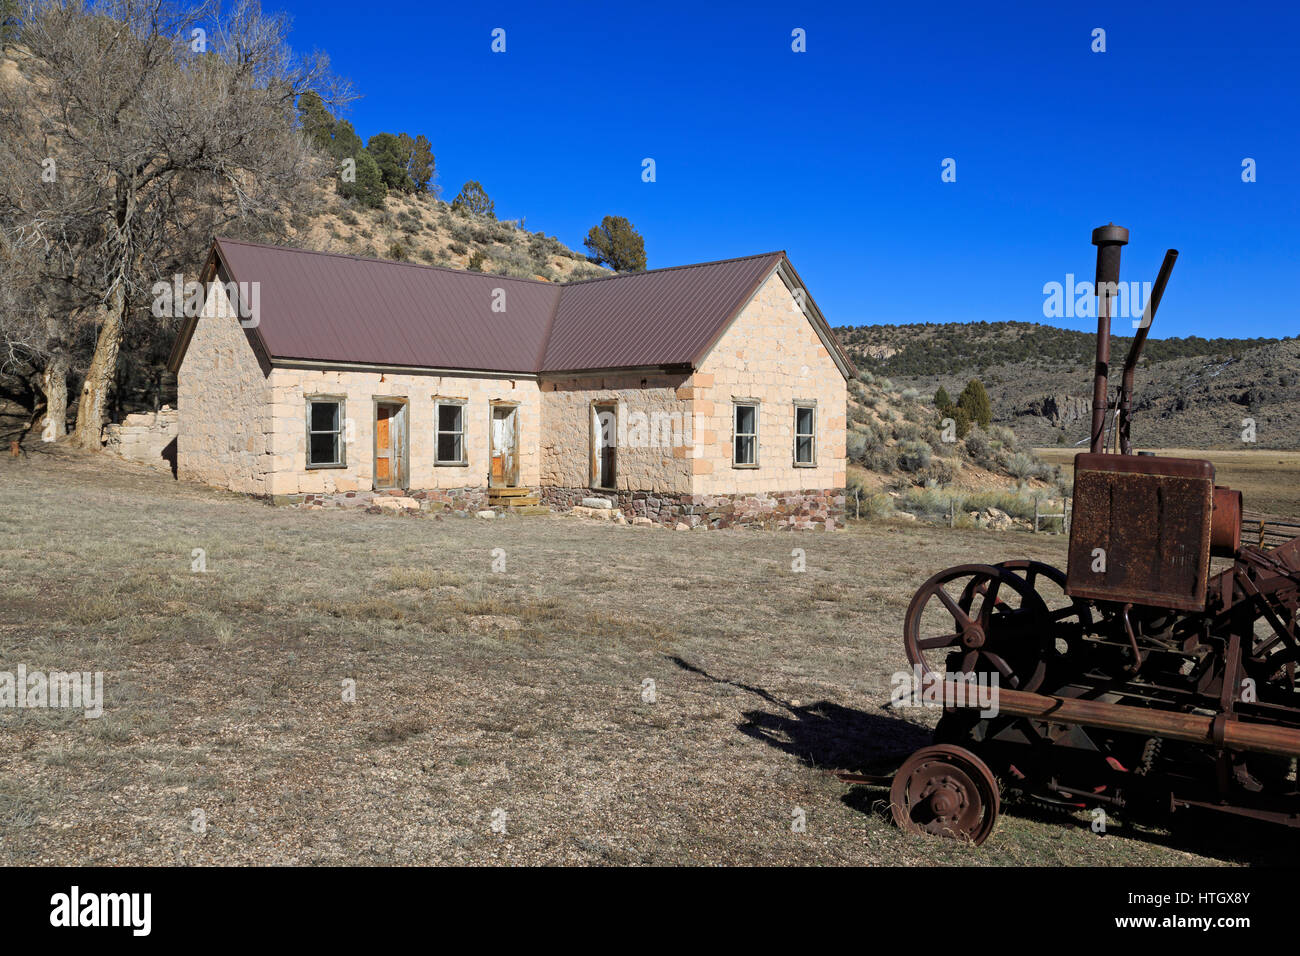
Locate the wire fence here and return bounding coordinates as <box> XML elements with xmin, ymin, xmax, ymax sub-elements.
<box><xmin>848</xmin><ymin>487</ymin><xmax>1071</xmax><ymax>532</ymax></box>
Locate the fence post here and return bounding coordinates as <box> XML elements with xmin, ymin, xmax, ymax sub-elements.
<box><xmin>855</xmin><ymin>488</ymin><xmax>861</xmax><ymax>521</ymax></box>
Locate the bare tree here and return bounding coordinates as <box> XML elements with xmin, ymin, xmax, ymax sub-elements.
<box><xmin>0</xmin><ymin>37</ymin><xmax>107</xmax><ymax>439</ymax></box>
<box><xmin>0</xmin><ymin>229</ymin><xmax>78</xmax><ymax>440</ymax></box>
<box><xmin>0</xmin><ymin>0</ymin><xmax>348</xmax><ymax>445</ymax></box>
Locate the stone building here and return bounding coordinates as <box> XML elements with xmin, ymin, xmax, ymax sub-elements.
<box><xmin>167</xmin><ymin>239</ymin><xmax>853</xmax><ymax>529</ymax></box>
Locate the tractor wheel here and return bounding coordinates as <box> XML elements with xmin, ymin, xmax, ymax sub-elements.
<box><xmin>984</xmin><ymin>560</ymin><xmax>1091</xmax><ymax>631</ymax></box>
<box><xmin>978</xmin><ymin>560</ymin><xmax>1093</xmax><ymax>679</ymax></box>
<box><xmin>890</xmin><ymin>744</ymin><xmax>1000</xmax><ymax>845</ymax></box>
<box><xmin>903</xmin><ymin>564</ymin><xmax>1052</xmax><ymax>692</ymax></box>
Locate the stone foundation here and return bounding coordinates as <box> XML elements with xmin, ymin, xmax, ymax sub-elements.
<box><xmin>268</xmin><ymin>486</ymin><xmax>492</xmax><ymax>516</ymax></box>
<box><xmin>263</xmin><ymin>483</ymin><xmax>844</xmax><ymax>530</ymax></box>
<box><xmin>541</xmin><ymin>487</ymin><xmax>845</xmax><ymax>530</ymax></box>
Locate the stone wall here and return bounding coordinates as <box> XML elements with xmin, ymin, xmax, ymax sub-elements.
<box><xmin>269</xmin><ymin>486</ymin><xmax>492</xmax><ymax>514</ymax></box>
<box><xmin>176</xmin><ymin>283</ymin><xmax>272</xmax><ymax>495</ymax></box>
<box><xmin>264</xmin><ymin>368</ymin><xmax>541</xmax><ymax>497</ymax></box>
<box><xmin>541</xmin><ymin>486</ymin><xmax>845</xmax><ymax>530</ymax></box>
<box><xmin>102</xmin><ymin>406</ymin><xmax>179</xmax><ymax>472</ymax></box>
<box><xmin>538</xmin><ymin>371</ymin><xmax>692</xmax><ymax>495</ymax></box>
<box><xmin>691</xmin><ymin>270</ymin><xmax>847</xmax><ymax>496</ymax></box>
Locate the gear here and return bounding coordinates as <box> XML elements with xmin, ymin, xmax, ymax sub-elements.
<box><xmin>1136</xmin><ymin>737</ymin><xmax>1162</xmax><ymax>776</ymax></box>
<box><xmin>1017</xmin><ymin>788</ymin><xmax>1085</xmax><ymax>816</ymax></box>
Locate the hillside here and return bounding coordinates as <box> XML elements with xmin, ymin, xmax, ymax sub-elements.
<box><xmin>836</xmin><ymin>322</ymin><xmax>1300</xmax><ymax>450</ymax></box>
<box><xmin>3</xmin><ymin>40</ymin><xmax>613</xmax><ymax>286</ymax></box>
<box><xmin>285</xmin><ymin>181</ymin><xmax>611</xmax><ymax>283</ymax></box>
<box><xmin>843</xmin><ymin>372</ymin><xmax>1067</xmax><ymax>529</ymax></box>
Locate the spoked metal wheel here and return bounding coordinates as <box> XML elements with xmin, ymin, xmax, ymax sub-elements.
<box><xmin>903</xmin><ymin>563</ymin><xmax>1052</xmax><ymax>692</ymax></box>
<box><xmin>993</xmin><ymin>559</ymin><xmax>1092</xmax><ymax>630</ymax></box>
<box><xmin>890</xmin><ymin>744</ymin><xmax>1000</xmax><ymax>845</ymax></box>
<box><xmin>965</xmin><ymin>560</ymin><xmax>1093</xmax><ymax>676</ymax></box>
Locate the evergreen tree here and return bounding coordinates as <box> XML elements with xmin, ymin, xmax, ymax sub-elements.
<box><xmin>952</xmin><ymin>406</ymin><xmax>973</xmax><ymax>439</ymax></box>
<box><xmin>367</xmin><ymin>132</ymin><xmax>415</xmax><ymax>193</ymax></box>
<box><xmin>583</xmin><ymin>215</ymin><xmax>646</xmax><ymax>272</ymax></box>
<box><xmin>320</xmin><ymin>120</ymin><xmax>384</xmax><ymax>207</ymax></box>
<box><xmin>958</xmin><ymin>379</ymin><xmax>993</xmax><ymax>428</ymax></box>
<box><xmin>337</xmin><ymin>148</ymin><xmax>387</xmax><ymax>208</ymax></box>
<box><xmin>296</xmin><ymin>91</ymin><xmax>334</xmax><ymax>153</ymax></box>
<box><xmin>452</xmin><ymin>181</ymin><xmax>495</xmax><ymax>218</ymax></box>
<box><xmin>329</xmin><ymin>119</ymin><xmax>364</xmax><ymax>161</ymax></box>
<box><xmin>398</xmin><ymin>133</ymin><xmax>435</xmax><ymax>193</ymax></box>
<box><xmin>933</xmin><ymin>385</ymin><xmax>969</xmax><ymax>437</ymax></box>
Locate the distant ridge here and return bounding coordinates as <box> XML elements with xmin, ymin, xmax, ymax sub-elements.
<box><xmin>835</xmin><ymin>321</ymin><xmax>1300</xmax><ymax>450</ymax></box>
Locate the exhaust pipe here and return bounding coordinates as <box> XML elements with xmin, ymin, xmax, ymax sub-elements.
<box><xmin>1089</xmin><ymin>224</ymin><xmax>1128</xmax><ymax>454</ymax></box>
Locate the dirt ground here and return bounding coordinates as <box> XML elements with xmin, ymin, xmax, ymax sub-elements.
<box><xmin>2</xmin><ymin>445</ymin><xmax>1298</xmax><ymax>866</ymax></box>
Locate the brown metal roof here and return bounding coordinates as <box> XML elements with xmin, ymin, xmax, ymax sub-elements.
<box><xmin>541</xmin><ymin>252</ymin><xmax>783</xmax><ymax>372</ymax></box>
<box><xmin>169</xmin><ymin>239</ymin><xmax>849</xmax><ymax>379</ymax></box>
<box><xmin>214</xmin><ymin>239</ymin><xmax>555</xmax><ymax>374</ymax></box>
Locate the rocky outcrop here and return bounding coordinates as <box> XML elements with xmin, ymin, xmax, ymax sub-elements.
<box><xmin>1021</xmin><ymin>393</ymin><xmax>1089</xmax><ymax>426</ymax></box>
<box><xmin>859</xmin><ymin>344</ymin><xmax>898</xmax><ymax>360</ymax></box>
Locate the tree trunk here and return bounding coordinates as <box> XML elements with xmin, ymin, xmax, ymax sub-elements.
<box><xmin>70</xmin><ymin>285</ymin><xmax>125</xmax><ymax>449</ymax></box>
<box><xmin>39</xmin><ymin>352</ymin><xmax>70</xmax><ymax>442</ymax></box>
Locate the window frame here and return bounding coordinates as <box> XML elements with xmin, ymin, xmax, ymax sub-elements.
<box><xmin>305</xmin><ymin>395</ymin><xmax>347</xmax><ymax>470</ymax></box>
<box><xmin>793</xmin><ymin>401</ymin><xmax>817</xmax><ymax>467</ymax></box>
<box><xmin>732</xmin><ymin>400</ymin><xmax>759</xmax><ymax>468</ymax></box>
<box><xmin>434</xmin><ymin>398</ymin><xmax>469</xmax><ymax>467</ymax></box>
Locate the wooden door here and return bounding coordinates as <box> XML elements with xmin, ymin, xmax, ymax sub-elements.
<box><xmin>374</xmin><ymin>402</ymin><xmax>407</xmax><ymax>489</ymax></box>
<box><xmin>490</xmin><ymin>406</ymin><xmax>518</xmax><ymax>487</ymax></box>
<box><xmin>375</xmin><ymin>406</ymin><xmax>392</xmax><ymax>485</ymax></box>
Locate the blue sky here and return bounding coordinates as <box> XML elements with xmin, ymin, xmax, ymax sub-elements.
<box><xmin>270</xmin><ymin>1</ymin><xmax>1298</xmax><ymax>339</ymax></box>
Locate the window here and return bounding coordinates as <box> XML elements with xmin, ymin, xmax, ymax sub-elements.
<box><xmin>733</xmin><ymin>402</ymin><xmax>758</xmax><ymax>467</ymax></box>
<box><xmin>794</xmin><ymin>404</ymin><xmax>816</xmax><ymax>466</ymax></box>
<box><xmin>436</xmin><ymin>401</ymin><xmax>466</xmax><ymax>465</ymax></box>
<box><xmin>306</xmin><ymin>398</ymin><xmax>344</xmax><ymax>468</ymax></box>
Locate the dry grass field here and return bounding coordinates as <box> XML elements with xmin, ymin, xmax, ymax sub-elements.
<box><xmin>1036</xmin><ymin>447</ymin><xmax>1300</xmax><ymax>518</ymax></box>
<box><xmin>3</xmin><ymin>446</ymin><xmax>1299</xmax><ymax>866</ymax></box>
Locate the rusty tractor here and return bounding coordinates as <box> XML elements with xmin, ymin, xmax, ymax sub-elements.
<box><xmin>855</xmin><ymin>225</ymin><xmax>1300</xmax><ymax>846</ymax></box>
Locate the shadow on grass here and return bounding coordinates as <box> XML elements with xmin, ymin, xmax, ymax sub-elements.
<box><xmin>668</xmin><ymin>654</ymin><xmax>1300</xmax><ymax>864</ymax></box>
<box><xmin>988</xmin><ymin>793</ymin><xmax>1300</xmax><ymax>866</ymax></box>
<box><xmin>667</xmin><ymin>654</ymin><xmax>928</xmax><ymax>774</ymax></box>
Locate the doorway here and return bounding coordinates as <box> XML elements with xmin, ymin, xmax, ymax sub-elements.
<box><xmin>592</xmin><ymin>402</ymin><xmax>617</xmax><ymax>489</ymax></box>
<box><xmin>374</xmin><ymin>400</ymin><xmax>408</xmax><ymax>490</ymax></box>
<box><xmin>490</xmin><ymin>404</ymin><xmax>519</xmax><ymax>488</ymax></box>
